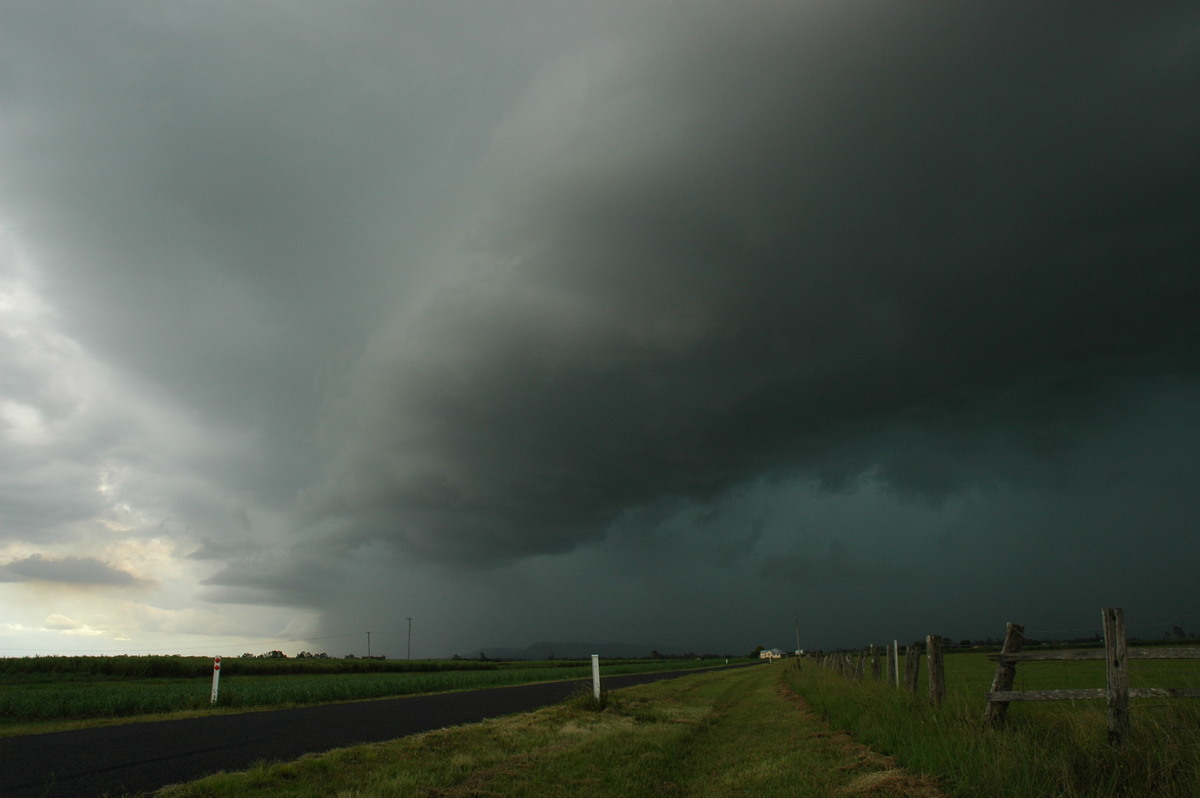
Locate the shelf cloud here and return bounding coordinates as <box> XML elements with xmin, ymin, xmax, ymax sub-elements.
<box><xmin>2</xmin><ymin>1</ymin><xmax>1198</xmax><ymax>656</ymax></box>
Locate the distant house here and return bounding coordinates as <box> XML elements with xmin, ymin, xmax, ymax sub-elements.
<box><xmin>759</xmin><ymin>648</ymin><xmax>786</xmax><ymax>660</ymax></box>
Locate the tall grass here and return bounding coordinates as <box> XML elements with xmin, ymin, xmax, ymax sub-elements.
<box><xmin>785</xmin><ymin>652</ymin><xmax>1200</xmax><ymax>797</ymax></box>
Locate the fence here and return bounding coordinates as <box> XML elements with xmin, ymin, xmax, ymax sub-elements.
<box><xmin>817</xmin><ymin>634</ymin><xmax>948</xmax><ymax>705</ymax></box>
<box><xmin>812</xmin><ymin>607</ymin><xmax>1200</xmax><ymax>744</ymax></box>
<box><xmin>984</xmin><ymin>607</ymin><xmax>1200</xmax><ymax>743</ymax></box>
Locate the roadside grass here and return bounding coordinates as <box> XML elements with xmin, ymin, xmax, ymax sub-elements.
<box><xmin>0</xmin><ymin>658</ymin><xmax>741</xmax><ymax>736</ymax></box>
<box><xmin>155</xmin><ymin>663</ymin><xmax>944</xmax><ymax>798</ymax></box>
<box><xmin>786</xmin><ymin>652</ymin><xmax>1200</xmax><ymax>798</ymax></box>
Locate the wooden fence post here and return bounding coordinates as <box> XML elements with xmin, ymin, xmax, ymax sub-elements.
<box><xmin>983</xmin><ymin>622</ymin><xmax>1025</xmax><ymax>727</ymax></box>
<box><xmin>855</xmin><ymin>651</ymin><xmax>866</xmax><ymax>679</ymax></box>
<box><xmin>1103</xmin><ymin>607</ymin><xmax>1129</xmax><ymax>745</ymax></box>
<box><xmin>904</xmin><ymin>640</ymin><xmax>922</xmax><ymax>693</ymax></box>
<box><xmin>927</xmin><ymin>635</ymin><xmax>945</xmax><ymax>705</ymax></box>
<box><xmin>870</xmin><ymin>644</ymin><xmax>881</xmax><ymax>682</ymax></box>
<box><xmin>979</xmin><ymin>609</ymin><xmax>1200</xmax><ymax>740</ymax></box>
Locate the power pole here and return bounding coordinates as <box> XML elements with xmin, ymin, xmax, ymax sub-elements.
<box><xmin>367</xmin><ymin>631</ymin><xmax>372</xmax><ymax>658</ymax></box>
<box><xmin>406</xmin><ymin>617</ymin><xmax>413</xmax><ymax>660</ymax></box>
<box><xmin>795</xmin><ymin>615</ymin><xmax>801</xmax><ymax>654</ymax></box>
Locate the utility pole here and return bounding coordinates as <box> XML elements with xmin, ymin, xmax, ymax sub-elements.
<box><xmin>367</xmin><ymin>631</ymin><xmax>372</xmax><ymax>658</ymax></box>
<box><xmin>795</xmin><ymin>615</ymin><xmax>802</xmax><ymax>670</ymax></box>
<box><xmin>407</xmin><ymin>617</ymin><xmax>413</xmax><ymax>660</ymax></box>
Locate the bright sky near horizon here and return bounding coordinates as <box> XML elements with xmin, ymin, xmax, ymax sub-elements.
<box><xmin>1</xmin><ymin>1</ymin><xmax>1198</xmax><ymax>659</ymax></box>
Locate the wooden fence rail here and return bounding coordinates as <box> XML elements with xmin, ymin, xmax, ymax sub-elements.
<box><xmin>813</xmin><ymin>607</ymin><xmax>1200</xmax><ymax>743</ymax></box>
<box><xmin>984</xmin><ymin>607</ymin><xmax>1200</xmax><ymax>743</ymax></box>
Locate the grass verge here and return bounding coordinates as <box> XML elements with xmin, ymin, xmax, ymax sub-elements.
<box><xmin>155</xmin><ymin>664</ymin><xmax>943</xmax><ymax>798</ymax></box>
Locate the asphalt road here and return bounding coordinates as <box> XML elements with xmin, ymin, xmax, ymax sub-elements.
<box><xmin>0</xmin><ymin>663</ymin><xmax>756</xmax><ymax>797</ymax></box>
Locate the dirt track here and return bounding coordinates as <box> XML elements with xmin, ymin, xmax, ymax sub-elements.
<box><xmin>0</xmin><ymin>664</ymin><xmax>754</xmax><ymax>797</ymax></box>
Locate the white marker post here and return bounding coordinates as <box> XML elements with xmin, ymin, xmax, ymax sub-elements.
<box><xmin>211</xmin><ymin>656</ymin><xmax>222</xmax><ymax>704</ymax></box>
<box><xmin>591</xmin><ymin>654</ymin><xmax>601</xmax><ymax>702</ymax></box>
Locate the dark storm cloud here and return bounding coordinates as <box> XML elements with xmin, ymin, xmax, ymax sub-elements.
<box><xmin>314</xmin><ymin>2</ymin><xmax>1200</xmax><ymax>565</ymax></box>
<box><xmin>759</xmin><ymin>540</ymin><xmax>886</xmax><ymax>583</ymax></box>
<box><xmin>4</xmin><ymin>1</ymin><xmax>1199</xmax><ymax>656</ymax></box>
<box><xmin>0</xmin><ymin>554</ymin><xmax>149</xmax><ymax>586</ymax></box>
<box><xmin>0</xmin><ymin>0</ymin><xmax>550</xmax><ymax>510</ymax></box>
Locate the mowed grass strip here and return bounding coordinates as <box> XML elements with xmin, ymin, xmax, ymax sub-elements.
<box><xmin>155</xmin><ymin>664</ymin><xmax>944</xmax><ymax>798</ymax></box>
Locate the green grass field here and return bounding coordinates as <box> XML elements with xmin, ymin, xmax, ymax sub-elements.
<box><xmin>787</xmin><ymin>649</ymin><xmax>1200</xmax><ymax>797</ymax></box>
<box><xmin>0</xmin><ymin>655</ymin><xmax>741</xmax><ymax>734</ymax></box>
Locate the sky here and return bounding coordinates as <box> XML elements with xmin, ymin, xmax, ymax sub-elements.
<box><xmin>1</xmin><ymin>1</ymin><xmax>1198</xmax><ymax>660</ymax></box>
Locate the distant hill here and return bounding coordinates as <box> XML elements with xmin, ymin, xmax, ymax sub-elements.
<box><xmin>478</xmin><ymin>641</ymin><xmax>660</xmax><ymax>660</ymax></box>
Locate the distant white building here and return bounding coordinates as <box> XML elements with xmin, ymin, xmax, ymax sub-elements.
<box><xmin>759</xmin><ymin>648</ymin><xmax>786</xmax><ymax>660</ymax></box>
